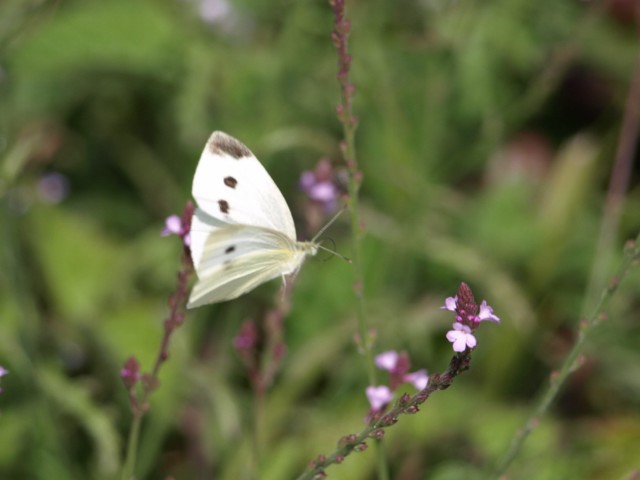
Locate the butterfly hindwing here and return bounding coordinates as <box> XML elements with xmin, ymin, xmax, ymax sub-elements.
<box><xmin>192</xmin><ymin>131</ymin><xmax>296</xmax><ymax>239</ymax></box>
<box><xmin>187</xmin><ymin>223</ymin><xmax>303</xmax><ymax>308</ymax></box>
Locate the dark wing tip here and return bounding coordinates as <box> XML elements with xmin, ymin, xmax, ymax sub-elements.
<box><xmin>207</xmin><ymin>131</ymin><xmax>253</xmax><ymax>159</ymax></box>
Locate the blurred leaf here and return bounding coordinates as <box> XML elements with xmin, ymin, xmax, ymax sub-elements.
<box><xmin>38</xmin><ymin>365</ymin><xmax>121</xmax><ymax>477</ymax></box>
<box><xmin>26</xmin><ymin>204</ymin><xmax>132</xmax><ymax>320</ymax></box>
<box><xmin>7</xmin><ymin>0</ymin><xmax>183</xmax><ymax>119</ymax></box>
<box><xmin>532</xmin><ymin>135</ymin><xmax>600</xmax><ymax>288</ymax></box>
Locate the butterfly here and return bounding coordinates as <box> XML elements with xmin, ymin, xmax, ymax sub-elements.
<box><xmin>187</xmin><ymin>131</ymin><xmax>319</xmax><ymax>308</ymax></box>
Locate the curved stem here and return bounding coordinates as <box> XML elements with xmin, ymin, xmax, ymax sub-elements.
<box><xmin>494</xmin><ymin>234</ymin><xmax>640</xmax><ymax>476</ymax></box>
<box><xmin>296</xmin><ymin>352</ymin><xmax>472</xmax><ymax>480</ymax></box>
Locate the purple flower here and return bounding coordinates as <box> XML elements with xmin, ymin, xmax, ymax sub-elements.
<box><xmin>478</xmin><ymin>300</ymin><xmax>500</xmax><ymax>323</ymax></box>
<box><xmin>374</xmin><ymin>350</ymin><xmax>429</xmax><ymax>391</ymax></box>
<box><xmin>199</xmin><ymin>0</ymin><xmax>232</xmax><ymax>23</ymax></box>
<box><xmin>440</xmin><ymin>284</ymin><xmax>500</xmax><ymax>328</ymax></box>
<box><xmin>403</xmin><ymin>369</ymin><xmax>429</xmax><ymax>390</ymax></box>
<box><xmin>37</xmin><ymin>172</ymin><xmax>69</xmax><ymax>204</ymax></box>
<box><xmin>446</xmin><ymin>322</ymin><xmax>477</xmax><ymax>352</ymax></box>
<box><xmin>120</xmin><ymin>357</ymin><xmax>141</xmax><ymax>389</ymax></box>
<box><xmin>374</xmin><ymin>350</ymin><xmax>399</xmax><ymax>371</ymax></box>
<box><xmin>366</xmin><ymin>385</ymin><xmax>393</xmax><ymax>412</ymax></box>
<box><xmin>233</xmin><ymin>320</ymin><xmax>258</xmax><ymax>351</ymax></box>
<box><xmin>161</xmin><ymin>214</ymin><xmax>191</xmax><ymax>246</ymax></box>
<box><xmin>300</xmin><ymin>159</ymin><xmax>340</xmax><ymax>213</ymax></box>
<box><xmin>0</xmin><ymin>366</ymin><xmax>8</xmax><ymax>393</ymax></box>
<box><xmin>161</xmin><ymin>215</ymin><xmax>183</xmax><ymax>235</ymax></box>
<box><xmin>441</xmin><ymin>296</ymin><xmax>457</xmax><ymax>312</ymax></box>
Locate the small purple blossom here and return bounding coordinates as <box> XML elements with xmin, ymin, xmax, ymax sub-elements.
<box><xmin>374</xmin><ymin>350</ymin><xmax>399</xmax><ymax>371</ymax></box>
<box><xmin>161</xmin><ymin>215</ymin><xmax>183</xmax><ymax>235</ymax></box>
<box><xmin>300</xmin><ymin>159</ymin><xmax>340</xmax><ymax>213</ymax></box>
<box><xmin>374</xmin><ymin>350</ymin><xmax>429</xmax><ymax>391</ymax></box>
<box><xmin>366</xmin><ymin>385</ymin><xmax>393</xmax><ymax>412</ymax></box>
<box><xmin>188</xmin><ymin>0</ymin><xmax>249</xmax><ymax>36</ymax></box>
<box><xmin>478</xmin><ymin>300</ymin><xmax>500</xmax><ymax>323</ymax></box>
<box><xmin>37</xmin><ymin>172</ymin><xmax>69</xmax><ymax>204</ymax></box>
<box><xmin>0</xmin><ymin>366</ymin><xmax>8</xmax><ymax>393</ymax></box>
<box><xmin>233</xmin><ymin>320</ymin><xmax>258</xmax><ymax>351</ymax></box>
<box><xmin>120</xmin><ymin>356</ymin><xmax>141</xmax><ymax>389</ymax></box>
<box><xmin>441</xmin><ymin>296</ymin><xmax>457</xmax><ymax>312</ymax></box>
<box><xmin>198</xmin><ymin>0</ymin><xmax>231</xmax><ymax>23</ymax></box>
<box><xmin>446</xmin><ymin>323</ymin><xmax>477</xmax><ymax>352</ymax></box>
<box><xmin>161</xmin><ymin>214</ymin><xmax>191</xmax><ymax>246</ymax></box>
<box><xmin>403</xmin><ymin>369</ymin><xmax>429</xmax><ymax>390</ymax></box>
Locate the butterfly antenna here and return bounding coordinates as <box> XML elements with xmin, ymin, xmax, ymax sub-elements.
<box><xmin>317</xmin><ymin>241</ymin><xmax>352</xmax><ymax>263</ymax></box>
<box><xmin>310</xmin><ymin>207</ymin><xmax>351</xmax><ymax>263</ymax></box>
<box><xmin>311</xmin><ymin>206</ymin><xmax>347</xmax><ymax>243</ymax></box>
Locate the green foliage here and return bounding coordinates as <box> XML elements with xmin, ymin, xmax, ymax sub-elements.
<box><xmin>1</xmin><ymin>0</ymin><xmax>639</xmax><ymax>479</ymax></box>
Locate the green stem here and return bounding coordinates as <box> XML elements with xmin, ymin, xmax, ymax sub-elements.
<box><xmin>346</xmin><ymin>166</ymin><xmax>375</xmax><ymax>384</ymax></box>
<box><xmin>334</xmin><ymin>0</ymin><xmax>376</xmax><ymax>390</ymax></box>
<box><xmin>494</xmin><ymin>235</ymin><xmax>640</xmax><ymax>476</ymax></box>
<box><xmin>252</xmin><ymin>388</ymin><xmax>265</xmax><ymax>479</ymax></box>
<box><xmin>495</xmin><ymin>44</ymin><xmax>640</xmax><ymax>475</ymax></box>
<box><xmin>121</xmin><ymin>412</ymin><xmax>143</xmax><ymax>480</ymax></box>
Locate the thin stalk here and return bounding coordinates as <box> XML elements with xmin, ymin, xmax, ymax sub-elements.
<box><xmin>329</xmin><ymin>1</ymin><xmax>383</xmax><ymax>477</ymax></box>
<box><xmin>582</xmin><ymin>46</ymin><xmax>640</xmax><ymax>316</ymax></box>
<box><xmin>329</xmin><ymin>0</ymin><xmax>375</xmax><ymax>388</ymax></box>
<box><xmin>120</xmin><ymin>203</ymin><xmax>194</xmax><ymax>480</ymax></box>
<box><xmin>496</xmin><ymin>17</ymin><xmax>640</xmax><ymax>474</ymax></box>
<box><xmin>121</xmin><ymin>412</ymin><xmax>143</xmax><ymax>480</ymax></box>
<box><xmin>494</xmin><ymin>235</ymin><xmax>640</xmax><ymax>476</ymax></box>
<box><xmin>252</xmin><ymin>388</ymin><xmax>265</xmax><ymax>479</ymax></box>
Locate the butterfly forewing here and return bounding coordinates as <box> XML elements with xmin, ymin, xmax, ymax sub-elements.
<box><xmin>192</xmin><ymin>131</ymin><xmax>296</xmax><ymax>239</ymax></box>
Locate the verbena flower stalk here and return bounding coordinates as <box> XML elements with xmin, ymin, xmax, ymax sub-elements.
<box><xmin>297</xmin><ymin>283</ymin><xmax>500</xmax><ymax>479</ymax></box>
<box><xmin>329</xmin><ymin>2</ymin><xmax>392</xmax><ymax>478</ymax></box>
<box><xmin>120</xmin><ymin>202</ymin><xmax>194</xmax><ymax>480</ymax></box>
<box><xmin>329</xmin><ymin>0</ymin><xmax>375</xmax><ymax>385</ymax></box>
<box><xmin>298</xmin><ymin>355</ymin><xmax>472</xmax><ymax>479</ymax></box>
<box><xmin>295</xmin><ymin>352</ymin><xmax>472</xmax><ymax>480</ymax></box>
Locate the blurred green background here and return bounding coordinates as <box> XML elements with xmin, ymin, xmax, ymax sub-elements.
<box><xmin>1</xmin><ymin>0</ymin><xmax>639</xmax><ymax>479</ymax></box>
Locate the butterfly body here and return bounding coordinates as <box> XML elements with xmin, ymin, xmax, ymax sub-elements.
<box><xmin>187</xmin><ymin>131</ymin><xmax>317</xmax><ymax>308</ymax></box>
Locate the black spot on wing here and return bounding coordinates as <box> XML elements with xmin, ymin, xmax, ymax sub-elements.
<box><xmin>224</xmin><ymin>176</ymin><xmax>238</xmax><ymax>188</ymax></box>
<box><xmin>218</xmin><ymin>200</ymin><xmax>229</xmax><ymax>213</ymax></box>
<box><xmin>208</xmin><ymin>131</ymin><xmax>252</xmax><ymax>159</ymax></box>
<box><xmin>225</xmin><ymin>246</ymin><xmax>235</xmax><ymax>254</ymax></box>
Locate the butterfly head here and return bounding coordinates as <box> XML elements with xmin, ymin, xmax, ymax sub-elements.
<box><xmin>297</xmin><ymin>241</ymin><xmax>319</xmax><ymax>257</ymax></box>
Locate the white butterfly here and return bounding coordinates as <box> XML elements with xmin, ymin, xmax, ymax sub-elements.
<box><xmin>187</xmin><ymin>131</ymin><xmax>319</xmax><ymax>308</ymax></box>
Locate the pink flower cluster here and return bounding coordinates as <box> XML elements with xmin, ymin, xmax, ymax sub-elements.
<box><xmin>442</xmin><ymin>283</ymin><xmax>500</xmax><ymax>352</ymax></box>
<box><xmin>365</xmin><ymin>351</ymin><xmax>429</xmax><ymax>413</ymax></box>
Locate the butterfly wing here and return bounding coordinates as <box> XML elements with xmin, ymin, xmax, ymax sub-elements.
<box><xmin>191</xmin><ymin>131</ymin><xmax>296</xmax><ymax>239</ymax></box>
<box><xmin>187</xmin><ymin>222</ymin><xmax>305</xmax><ymax>308</ymax></box>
